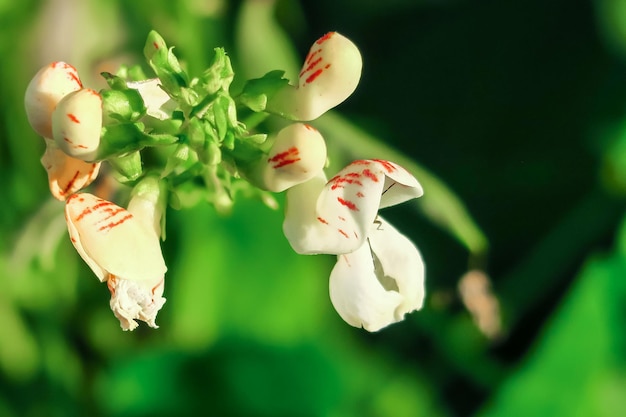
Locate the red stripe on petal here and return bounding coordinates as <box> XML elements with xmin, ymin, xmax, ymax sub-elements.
<box><xmin>75</xmin><ymin>200</ymin><xmax>115</xmax><ymax>221</ymax></box>
<box><xmin>98</xmin><ymin>213</ymin><xmax>133</xmax><ymax>231</ymax></box>
<box><xmin>317</xmin><ymin>216</ymin><xmax>329</xmax><ymax>225</ymax></box>
<box><xmin>316</xmin><ymin>32</ymin><xmax>335</xmax><ymax>45</ymax></box>
<box><xmin>337</xmin><ymin>197</ymin><xmax>358</xmax><ymax>211</ymax></box>
<box><xmin>300</xmin><ymin>57</ymin><xmax>323</xmax><ymax>77</ymax></box>
<box><xmin>60</xmin><ymin>170</ymin><xmax>81</xmax><ymax>196</ymax></box>
<box><xmin>362</xmin><ymin>169</ymin><xmax>379</xmax><ymax>182</ymax></box>
<box><xmin>305</xmin><ymin>69</ymin><xmax>323</xmax><ymax>84</ymax></box>
<box><xmin>372</xmin><ymin>159</ymin><xmax>396</xmax><ymax>173</ymax></box>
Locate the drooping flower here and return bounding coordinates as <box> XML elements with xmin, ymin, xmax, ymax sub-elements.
<box><xmin>282</xmin><ymin>159</ymin><xmax>425</xmax><ymax>331</ymax></box>
<box><xmin>65</xmin><ymin>191</ymin><xmax>167</xmax><ymax>330</ymax></box>
<box><xmin>25</xmin><ymin>62</ymin><xmax>102</xmax><ymax>199</ymax></box>
<box><xmin>247</xmin><ymin>123</ymin><xmax>327</xmax><ymax>192</ymax></box>
<box><xmin>266</xmin><ymin>32</ymin><xmax>362</xmax><ymax>121</ymax></box>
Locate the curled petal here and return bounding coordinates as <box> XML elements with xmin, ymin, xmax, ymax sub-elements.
<box><xmin>52</xmin><ymin>89</ymin><xmax>103</xmax><ymax>161</ymax></box>
<box><xmin>283</xmin><ymin>159</ymin><xmax>422</xmax><ymax>254</ymax></box>
<box><xmin>41</xmin><ymin>139</ymin><xmax>100</xmax><ymax>201</ymax></box>
<box><xmin>65</xmin><ymin>193</ymin><xmax>167</xmax><ymax>283</ymax></box>
<box><xmin>108</xmin><ymin>275</ymin><xmax>166</xmax><ymax>331</ymax></box>
<box><xmin>257</xmin><ymin>123</ymin><xmax>327</xmax><ymax>192</ymax></box>
<box><xmin>329</xmin><ymin>218</ymin><xmax>425</xmax><ymax>332</ymax></box>
<box><xmin>267</xmin><ymin>32</ymin><xmax>362</xmax><ymax>121</ymax></box>
<box><xmin>25</xmin><ymin>62</ymin><xmax>83</xmax><ymax>138</ymax></box>
<box><xmin>127</xmin><ymin>78</ymin><xmax>176</xmax><ymax>120</ymax></box>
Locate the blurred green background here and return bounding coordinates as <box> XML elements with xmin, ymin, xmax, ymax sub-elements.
<box><xmin>3</xmin><ymin>0</ymin><xmax>626</xmax><ymax>416</ymax></box>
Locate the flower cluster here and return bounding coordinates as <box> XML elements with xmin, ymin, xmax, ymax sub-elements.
<box><xmin>24</xmin><ymin>31</ymin><xmax>425</xmax><ymax>332</ymax></box>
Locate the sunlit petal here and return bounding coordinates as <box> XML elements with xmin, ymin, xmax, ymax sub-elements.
<box><xmin>25</xmin><ymin>61</ymin><xmax>83</xmax><ymax>138</ymax></box>
<box><xmin>64</xmin><ymin>193</ymin><xmax>166</xmax><ymax>283</ymax></box>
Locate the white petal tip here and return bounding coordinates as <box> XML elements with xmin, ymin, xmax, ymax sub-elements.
<box><xmin>107</xmin><ymin>276</ymin><xmax>166</xmax><ymax>331</ymax></box>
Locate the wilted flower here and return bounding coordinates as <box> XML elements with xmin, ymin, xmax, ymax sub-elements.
<box><xmin>65</xmin><ymin>192</ymin><xmax>167</xmax><ymax>330</ymax></box>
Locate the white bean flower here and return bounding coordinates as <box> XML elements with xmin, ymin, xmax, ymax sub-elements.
<box><xmin>283</xmin><ymin>159</ymin><xmax>425</xmax><ymax>331</ymax></box>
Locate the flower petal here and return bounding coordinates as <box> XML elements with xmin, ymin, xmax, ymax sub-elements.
<box><xmin>267</xmin><ymin>32</ymin><xmax>362</xmax><ymax>121</ymax></box>
<box><xmin>283</xmin><ymin>159</ymin><xmax>422</xmax><ymax>255</ymax></box>
<box><xmin>258</xmin><ymin>123</ymin><xmax>327</xmax><ymax>192</ymax></box>
<box><xmin>368</xmin><ymin>217</ymin><xmax>425</xmax><ymax>318</ymax></box>
<box><xmin>41</xmin><ymin>139</ymin><xmax>100</xmax><ymax>201</ymax></box>
<box><xmin>65</xmin><ymin>193</ymin><xmax>167</xmax><ymax>283</ymax></box>
<box><xmin>127</xmin><ymin>78</ymin><xmax>176</xmax><ymax>120</ymax></box>
<box><xmin>329</xmin><ymin>243</ymin><xmax>402</xmax><ymax>332</ymax></box>
<box><xmin>25</xmin><ymin>62</ymin><xmax>83</xmax><ymax>138</ymax></box>
<box><xmin>108</xmin><ymin>275</ymin><xmax>166</xmax><ymax>331</ymax></box>
<box><xmin>282</xmin><ymin>170</ymin><xmax>336</xmax><ymax>252</ymax></box>
<box><xmin>52</xmin><ymin>88</ymin><xmax>102</xmax><ymax>161</ymax></box>
<box><xmin>329</xmin><ymin>217</ymin><xmax>425</xmax><ymax>332</ymax></box>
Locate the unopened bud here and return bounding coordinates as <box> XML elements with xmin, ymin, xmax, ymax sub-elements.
<box><xmin>25</xmin><ymin>62</ymin><xmax>83</xmax><ymax>138</ymax></box>
<box><xmin>52</xmin><ymin>89</ymin><xmax>103</xmax><ymax>161</ymax></box>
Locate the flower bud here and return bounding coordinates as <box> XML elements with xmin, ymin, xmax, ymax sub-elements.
<box><xmin>65</xmin><ymin>193</ymin><xmax>167</xmax><ymax>330</ymax></box>
<box><xmin>253</xmin><ymin>123</ymin><xmax>327</xmax><ymax>192</ymax></box>
<box><xmin>25</xmin><ymin>62</ymin><xmax>83</xmax><ymax>138</ymax></box>
<box><xmin>267</xmin><ymin>32</ymin><xmax>362</xmax><ymax>121</ymax></box>
<box><xmin>52</xmin><ymin>89</ymin><xmax>103</xmax><ymax>161</ymax></box>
